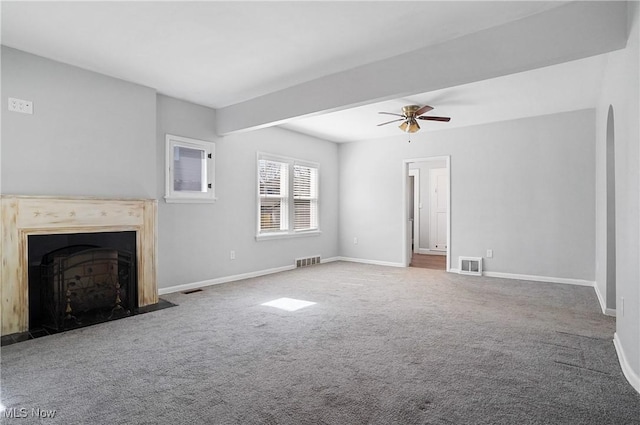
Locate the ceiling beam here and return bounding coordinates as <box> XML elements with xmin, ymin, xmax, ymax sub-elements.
<box><xmin>216</xmin><ymin>1</ymin><xmax>628</xmax><ymax>135</ymax></box>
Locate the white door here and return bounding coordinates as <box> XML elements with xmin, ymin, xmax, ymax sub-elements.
<box><xmin>429</xmin><ymin>168</ymin><xmax>448</xmax><ymax>251</ymax></box>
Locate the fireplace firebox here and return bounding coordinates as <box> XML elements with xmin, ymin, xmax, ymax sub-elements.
<box><xmin>29</xmin><ymin>232</ymin><xmax>137</xmax><ymax>331</ymax></box>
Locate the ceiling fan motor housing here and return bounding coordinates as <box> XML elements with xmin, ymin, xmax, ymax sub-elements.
<box><xmin>402</xmin><ymin>105</ymin><xmax>421</xmax><ymax>117</ymax></box>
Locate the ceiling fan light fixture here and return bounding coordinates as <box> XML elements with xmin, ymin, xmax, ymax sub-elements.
<box><xmin>400</xmin><ymin>118</ymin><xmax>420</xmax><ymax>133</ymax></box>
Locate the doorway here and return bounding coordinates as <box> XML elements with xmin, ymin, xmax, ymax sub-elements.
<box><xmin>403</xmin><ymin>156</ymin><xmax>451</xmax><ymax>271</ymax></box>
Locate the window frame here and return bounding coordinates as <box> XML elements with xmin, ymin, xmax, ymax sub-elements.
<box><xmin>256</xmin><ymin>152</ymin><xmax>320</xmax><ymax>240</ymax></box>
<box><xmin>165</xmin><ymin>134</ymin><xmax>216</xmax><ymax>203</ymax></box>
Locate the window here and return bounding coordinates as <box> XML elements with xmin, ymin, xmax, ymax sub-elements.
<box><xmin>165</xmin><ymin>134</ymin><xmax>215</xmax><ymax>203</ymax></box>
<box><xmin>257</xmin><ymin>153</ymin><xmax>319</xmax><ymax>239</ymax></box>
<box><xmin>293</xmin><ymin>164</ymin><xmax>319</xmax><ymax>231</ymax></box>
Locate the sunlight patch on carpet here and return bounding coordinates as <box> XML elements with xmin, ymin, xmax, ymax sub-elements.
<box><xmin>261</xmin><ymin>298</ymin><xmax>316</xmax><ymax>311</ymax></box>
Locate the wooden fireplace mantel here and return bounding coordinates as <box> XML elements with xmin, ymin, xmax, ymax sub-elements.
<box><xmin>1</xmin><ymin>195</ymin><xmax>158</xmax><ymax>335</ymax></box>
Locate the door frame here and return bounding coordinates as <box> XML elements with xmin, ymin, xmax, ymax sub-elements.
<box><xmin>402</xmin><ymin>156</ymin><xmax>451</xmax><ymax>271</ymax></box>
<box><xmin>408</xmin><ymin>168</ymin><xmax>420</xmax><ymax>253</ymax></box>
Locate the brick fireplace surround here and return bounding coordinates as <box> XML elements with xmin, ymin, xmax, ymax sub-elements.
<box><xmin>0</xmin><ymin>196</ymin><xmax>158</xmax><ymax>336</ymax></box>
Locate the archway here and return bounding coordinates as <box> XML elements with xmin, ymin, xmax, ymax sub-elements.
<box><xmin>606</xmin><ymin>105</ymin><xmax>616</xmax><ymax>311</ymax></box>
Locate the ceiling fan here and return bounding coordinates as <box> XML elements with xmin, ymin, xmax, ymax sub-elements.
<box><xmin>377</xmin><ymin>105</ymin><xmax>451</xmax><ymax>133</ymax></box>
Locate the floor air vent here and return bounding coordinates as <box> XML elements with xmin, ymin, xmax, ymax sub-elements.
<box><xmin>296</xmin><ymin>256</ymin><xmax>321</xmax><ymax>268</ymax></box>
<box><xmin>459</xmin><ymin>257</ymin><xmax>482</xmax><ymax>276</ymax></box>
<box><xmin>182</xmin><ymin>289</ymin><xmax>203</xmax><ymax>295</ymax></box>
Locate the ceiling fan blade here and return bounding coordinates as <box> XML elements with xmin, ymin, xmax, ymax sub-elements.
<box><xmin>417</xmin><ymin>116</ymin><xmax>451</xmax><ymax>122</ymax></box>
<box><xmin>377</xmin><ymin>118</ymin><xmax>405</xmax><ymax>126</ymax></box>
<box><xmin>378</xmin><ymin>112</ymin><xmax>405</xmax><ymax>117</ymax></box>
<box><xmin>414</xmin><ymin>105</ymin><xmax>434</xmax><ymax>116</ymax></box>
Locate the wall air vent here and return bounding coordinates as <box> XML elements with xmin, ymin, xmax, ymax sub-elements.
<box><xmin>296</xmin><ymin>256</ymin><xmax>321</xmax><ymax>268</ymax></box>
<box><xmin>459</xmin><ymin>257</ymin><xmax>482</xmax><ymax>276</ymax></box>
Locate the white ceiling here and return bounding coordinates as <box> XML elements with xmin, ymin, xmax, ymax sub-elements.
<box><xmin>2</xmin><ymin>1</ymin><xmax>607</xmax><ymax>143</ymax></box>
<box><xmin>281</xmin><ymin>54</ymin><xmax>607</xmax><ymax>142</ymax></box>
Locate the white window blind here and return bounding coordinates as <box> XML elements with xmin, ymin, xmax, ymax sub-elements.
<box><xmin>257</xmin><ymin>153</ymin><xmax>319</xmax><ymax>238</ymax></box>
<box><xmin>293</xmin><ymin>164</ymin><xmax>318</xmax><ymax>231</ymax></box>
<box><xmin>258</xmin><ymin>159</ymin><xmax>289</xmax><ymax>232</ymax></box>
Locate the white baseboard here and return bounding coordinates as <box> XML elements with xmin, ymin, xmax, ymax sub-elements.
<box><xmin>158</xmin><ymin>264</ymin><xmax>296</xmax><ymax>295</ymax></box>
<box><xmin>321</xmin><ymin>256</ymin><xmax>341</xmax><ymax>263</ymax></box>
<box><xmin>449</xmin><ymin>268</ymin><xmax>595</xmax><ymax>287</ymax></box>
<box><xmin>613</xmin><ymin>333</ymin><xmax>640</xmax><ymax>394</ymax></box>
<box><xmin>159</xmin><ymin>256</ymin><xmax>343</xmax><ymax>295</ymax></box>
<box><xmin>416</xmin><ymin>248</ymin><xmax>446</xmax><ymax>256</ymax></box>
<box><xmin>593</xmin><ymin>283</ymin><xmax>607</xmax><ymax>314</ymax></box>
<box><xmin>337</xmin><ymin>256</ymin><xmax>405</xmax><ymax>268</ymax></box>
<box><xmin>593</xmin><ymin>282</ymin><xmax>617</xmax><ymax>316</ymax></box>
<box><xmin>481</xmin><ymin>271</ymin><xmax>595</xmax><ymax>287</ymax></box>
<box><xmin>456</xmin><ymin>269</ymin><xmax>612</xmax><ymax>316</ymax></box>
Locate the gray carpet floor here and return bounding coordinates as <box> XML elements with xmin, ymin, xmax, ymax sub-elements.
<box><xmin>1</xmin><ymin>261</ymin><xmax>639</xmax><ymax>424</ymax></box>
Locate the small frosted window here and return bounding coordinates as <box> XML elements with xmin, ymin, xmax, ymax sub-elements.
<box><xmin>173</xmin><ymin>146</ymin><xmax>206</xmax><ymax>192</ymax></box>
<box><xmin>165</xmin><ymin>135</ymin><xmax>215</xmax><ymax>203</ymax></box>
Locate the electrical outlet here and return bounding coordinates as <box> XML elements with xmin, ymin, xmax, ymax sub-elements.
<box><xmin>230</xmin><ymin>250</ymin><xmax>236</xmax><ymax>260</ymax></box>
<box><xmin>486</xmin><ymin>249</ymin><xmax>493</xmax><ymax>258</ymax></box>
<box><xmin>8</xmin><ymin>97</ymin><xmax>33</xmax><ymax>114</ymax></box>
<box><xmin>353</xmin><ymin>237</ymin><xmax>358</xmax><ymax>245</ymax></box>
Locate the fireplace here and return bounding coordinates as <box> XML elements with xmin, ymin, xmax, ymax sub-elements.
<box><xmin>1</xmin><ymin>196</ymin><xmax>158</xmax><ymax>336</ymax></box>
<box><xmin>29</xmin><ymin>232</ymin><xmax>137</xmax><ymax>331</ymax></box>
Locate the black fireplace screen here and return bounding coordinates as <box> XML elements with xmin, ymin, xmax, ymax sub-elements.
<box><xmin>40</xmin><ymin>245</ymin><xmax>135</xmax><ymax>331</ymax></box>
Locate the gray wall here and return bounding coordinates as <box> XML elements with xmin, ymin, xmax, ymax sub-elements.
<box><xmin>1</xmin><ymin>47</ymin><xmax>156</xmax><ymax>198</ymax></box>
<box><xmin>0</xmin><ymin>47</ymin><xmax>339</xmax><ymax>292</ymax></box>
<box><xmin>595</xmin><ymin>1</ymin><xmax>640</xmax><ymax>384</ymax></box>
<box><xmin>339</xmin><ymin>109</ymin><xmax>595</xmax><ymax>281</ymax></box>
<box><xmin>156</xmin><ymin>95</ymin><xmax>340</xmax><ymax>288</ymax></box>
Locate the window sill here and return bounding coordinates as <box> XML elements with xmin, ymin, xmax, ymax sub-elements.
<box><xmin>256</xmin><ymin>230</ymin><xmax>321</xmax><ymax>241</ymax></box>
<box><xmin>164</xmin><ymin>196</ymin><xmax>217</xmax><ymax>204</ymax></box>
